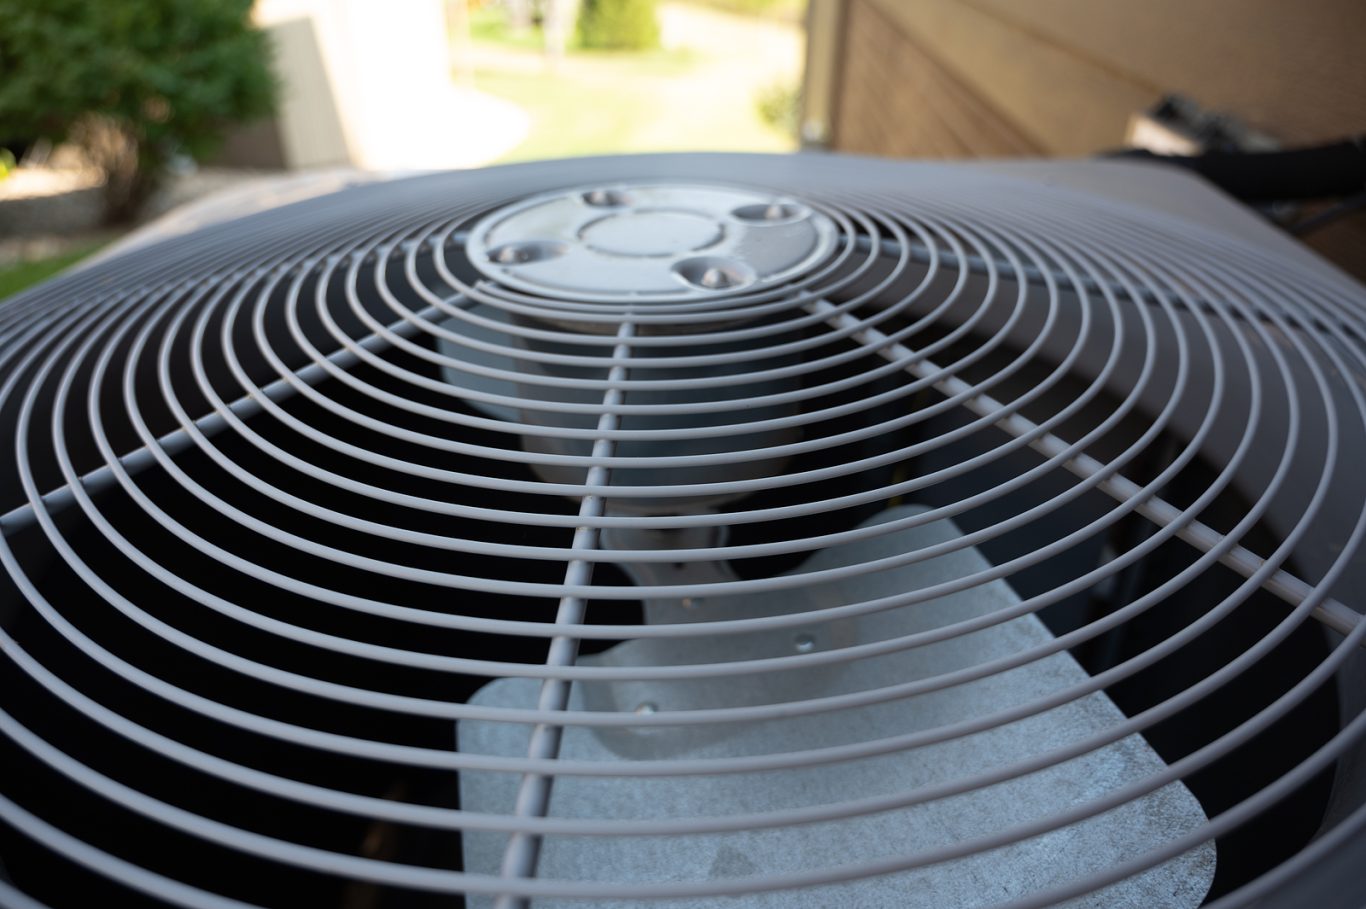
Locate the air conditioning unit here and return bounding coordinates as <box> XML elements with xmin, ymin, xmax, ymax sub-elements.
<box><xmin>0</xmin><ymin>153</ymin><xmax>1363</xmax><ymax>908</ymax></box>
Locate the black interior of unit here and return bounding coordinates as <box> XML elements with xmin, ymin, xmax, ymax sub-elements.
<box><xmin>0</xmin><ymin>252</ymin><xmax>1346</xmax><ymax>907</ymax></box>
<box><xmin>881</xmin><ymin>326</ymin><xmax>1342</xmax><ymax>903</ymax></box>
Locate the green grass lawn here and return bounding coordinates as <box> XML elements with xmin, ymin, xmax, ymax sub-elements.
<box><xmin>475</xmin><ymin>69</ymin><xmax>658</xmax><ymax>161</ymax></box>
<box><xmin>0</xmin><ymin>241</ymin><xmax>105</xmax><ymax>302</ymax></box>
<box><xmin>468</xmin><ymin>4</ymin><xmax>549</xmax><ymax>52</ymax></box>
<box><xmin>474</xmin><ymin>47</ymin><xmax>762</xmax><ymax>162</ymax></box>
<box><xmin>478</xmin><ymin>64</ymin><xmax>796</xmax><ymax>162</ymax></box>
<box><xmin>468</xmin><ymin>2</ymin><xmax>801</xmax><ymax>163</ymax></box>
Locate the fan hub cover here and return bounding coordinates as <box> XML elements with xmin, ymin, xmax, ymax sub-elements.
<box><xmin>466</xmin><ymin>182</ymin><xmax>839</xmax><ymax>303</ymax></box>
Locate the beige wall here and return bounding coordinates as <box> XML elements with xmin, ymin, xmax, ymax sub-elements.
<box><xmin>255</xmin><ymin>5</ymin><xmax>355</xmax><ymax>169</ymax></box>
<box><xmin>223</xmin><ymin>0</ymin><xmax>527</xmax><ymax>173</ymax></box>
<box><xmin>806</xmin><ymin>0</ymin><xmax>1366</xmax><ymax>278</ymax></box>
<box><xmin>253</xmin><ymin>0</ymin><xmax>454</xmax><ymax>170</ymax></box>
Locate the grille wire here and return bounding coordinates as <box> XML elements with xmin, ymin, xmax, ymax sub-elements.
<box><xmin>0</xmin><ymin>155</ymin><xmax>1363</xmax><ymax>907</ymax></box>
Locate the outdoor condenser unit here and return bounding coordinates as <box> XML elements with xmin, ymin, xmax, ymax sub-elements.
<box><xmin>0</xmin><ymin>153</ymin><xmax>1364</xmax><ymax>908</ymax></box>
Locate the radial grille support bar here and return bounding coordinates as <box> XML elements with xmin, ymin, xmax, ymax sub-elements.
<box><xmin>0</xmin><ymin>301</ymin><xmax>450</xmax><ymax>534</ymax></box>
<box><xmin>493</xmin><ymin>322</ymin><xmax>635</xmax><ymax>909</ymax></box>
<box><xmin>808</xmin><ymin>299</ymin><xmax>1364</xmax><ymax>642</ymax></box>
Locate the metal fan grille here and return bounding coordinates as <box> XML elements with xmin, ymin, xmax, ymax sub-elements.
<box><xmin>0</xmin><ymin>154</ymin><xmax>1363</xmax><ymax>908</ymax></box>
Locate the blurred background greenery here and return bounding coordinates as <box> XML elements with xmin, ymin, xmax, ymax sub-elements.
<box><xmin>0</xmin><ymin>0</ymin><xmax>804</xmax><ymax>300</ymax></box>
<box><xmin>465</xmin><ymin>0</ymin><xmax>802</xmax><ymax>163</ymax></box>
<box><xmin>0</xmin><ymin>0</ymin><xmax>277</xmax><ymax>222</ymax></box>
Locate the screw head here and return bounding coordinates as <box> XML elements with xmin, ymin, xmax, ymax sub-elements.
<box><xmin>581</xmin><ymin>187</ymin><xmax>633</xmax><ymax>208</ymax></box>
<box><xmin>488</xmin><ymin>240</ymin><xmax>569</xmax><ymax>266</ymax></box>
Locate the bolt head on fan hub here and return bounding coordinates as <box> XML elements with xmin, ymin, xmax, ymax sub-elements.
<box><xmin>465</xmin><ymin>182</ymin><xmax>838</xmax><ymax>303</ymax></box>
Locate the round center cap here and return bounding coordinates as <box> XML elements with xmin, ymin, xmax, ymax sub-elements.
<box><xmin>580</xmin><ymin>210</ymin><xmax>723</xmax><ymax>257</ymax></box>
<box><xmin>466</xmin><ymin>182</ymin><xmax>838</xmax><ymax>305</ymax></box>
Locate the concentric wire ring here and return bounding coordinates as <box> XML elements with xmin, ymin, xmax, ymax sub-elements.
<box><xmin>0</xmin><ymin>154</ymin><xmax>1363</xmax><ymax>908</ymax></box>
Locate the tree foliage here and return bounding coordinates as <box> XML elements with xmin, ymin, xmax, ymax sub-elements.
<box><xmin>756</xmin><ymin>81</ymin><xmax>800</xmax><ymax>139</ymax></box>
<box><xmin>575</xmin><ymin>0</ymin><xmax>660</xmax><ymax>51</ymax></box>
<box><xmin>0</xmin><ymin>0</ymin><xmax>276</xmax><ymax>222</ymax></box>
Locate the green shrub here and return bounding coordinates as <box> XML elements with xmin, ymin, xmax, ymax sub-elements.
<box><xmin>0</xmin><ymin>0</ymin><xmax>276</xmax><ymax>223</ymax></box>
<box><xmin>576</xmin><ymin>0</ymin><xmax>660</xmax><ymax>50</ymax></box>
<box><xmin>756</xmin><ymin>81</ymin><xmax>801</xmax><ymax>139</ymax></box>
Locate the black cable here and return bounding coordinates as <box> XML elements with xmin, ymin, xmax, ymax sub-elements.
<box><xmin>1290</xmin><ymin>192</ymin><xmax>1366</xmax><ymax>236</ymax></box>
<box><xmin>1107</xmin><ymin>137</ymin><xmax>1366</xmax><ymax>203</ymax></box>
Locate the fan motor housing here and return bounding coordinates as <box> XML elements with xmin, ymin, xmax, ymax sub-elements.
<box><xmin>0</xmin><ymin>153</ymin><xmax>1363</xmax><ymax>909</ymax></box>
